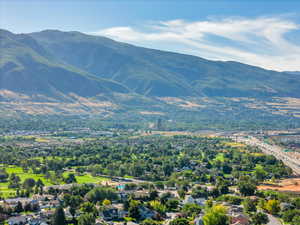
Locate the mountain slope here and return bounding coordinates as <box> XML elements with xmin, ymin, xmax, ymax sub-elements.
<box><xmin>0</xmin><ymin>29</ymin><xmax>129</xmax><ymax>101</ymax></box>
<box><xmin>29</xmin><ymin>29</ymin><xmax>300</xmax><ymax>98</ymax></box>
<box><xmin>0</xmin><ymin>29</ymin><xmax>300</xmax><ymax>125</ymax></box>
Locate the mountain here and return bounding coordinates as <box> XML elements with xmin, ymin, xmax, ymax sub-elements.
<box><xmin>28</xmin><ymin>30</ymin><xmax>300</xmax><ymax>98</ymax></box>
<box><xmin>285</xmin><ymin>71</ymin><xmax>300</xmax><ymax>76</ymax></box>
<box><xmin>1</xmin><ymin>29</ymin><xmax>300</xmax><ymax>99</ymax></box>
<box><xmin>0</xmin><ymin>29</ymin><xmax>300</xmax><ymax>128</ymax></box>
<box><xmin>0</xmin><ymin>29</ymin><xmax>129</xmax><ymax>101</ymax></box>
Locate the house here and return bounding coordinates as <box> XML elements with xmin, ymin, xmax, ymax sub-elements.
<box><xmin>27</xmin><ymin>218</ymin><xmax>48</xmax><ymax>225</ymax></box>
<box><xmin>4</xmin><ymin>198</ymin><xmax>34</xmax><ymax>208</ymax></box>
<box><xmin>139</xmin><ymin>206</ymin><xmax>157</xmax><ymax>220</ymax></box>
<box><xmin>229</xmin><ymin>205</ymin><xmax>244</xmax><ymax>214</ymax></box>
<box><xmin>231</xmin><ymin>213</ymin><xmax>250</xmax><ymax>225</ymax></box>
<box><xmin>280</xmin><ymin>202</ymin><xmax>294</xmax><ymax>211</ymax></box>
<box><xmin>182</xmin><ymin>195</ymin><xmax>206</xmax><ymax>206</ymax></box>
<box><xmin>102</xmin><ymin>208</ymin><xmax>119</xmax><ymax>221</ymax></box>
<box><xmin>133</xmin><ymin>190</ymin><xmax>150</xmax><ymax>200</ymax></box>
<box><xmin>7</xmin><ymin>216</ymin><xmax>27</xmax><ymax>225</ymax></box>
<box><xmin>40</xmin><ymin>210</ymin><xmax>55</xmax><ymax>220</ymax></box>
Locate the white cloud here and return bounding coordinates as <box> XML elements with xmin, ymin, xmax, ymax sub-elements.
<box><xmin>91</xmin><ymin>16</ymin><xmax>300</xmax><ymax>71</ymax></box>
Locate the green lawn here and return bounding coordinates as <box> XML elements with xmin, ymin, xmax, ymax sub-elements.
<box><xmin>0</xmin><ymin>165</ymin><xmax>55</xmax><ymax>198</ymax></box>
<box><xmin>0</xmin><ymin>182</ymin><xmax>15</xmax><ymax>198</ymax></box>
<box><xmin>63</xmin><ymin>172</ymin><xmax>109</xmax><ymax>184</ymax></box>
<box><xmin>0</xmin><ymin>165</ymin><xmax>110</xmax><ymax>199</ymax></box>
<box><xmin>215</xmin><ymin>153</ymin><xmax>225</xmax><ymax>162</ymax></box>
<box><xmin>5</xmin><ymin>165</ymin><xmax>53</xmax><ymax>185</ymax></box>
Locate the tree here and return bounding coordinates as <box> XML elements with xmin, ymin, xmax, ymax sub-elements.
<box><xmin>80</xmin><ymin>202</ymin><xmax>98</xmax><ymax>217</ymax></box>
<box><xmin>251</xmin><ymin>212</ymin><xmax>269</xmax><ymax>225</ymax></box>
<box><xmin>166</xmin><ymin>199</ymin><xmax>179</xmax><ymax>211</ymax></box>
<box><xmin>36</xmin><ymin>179</ymin><xmax>44</xmax><ymax>187</ymax></box>
<box><xmin>15</xmin><ymin>201</ymin><xmax>23</xmax><ymax>213</ymax></box>
<box><xmin>23</xmin><ymin>178</ymin><xmax>36</xmax><ymax>190</ymax></box>
<box><xmin>254</xmin><ymin>165</ymin><xmax>267</xmax><ymax>181</ymax></box>
<box><xmin>141</xmin><ymin>218</ymin><xmax>161</xmax><ymax>225</ymax></box>
<box><xmin>0</xmin><ymin>169</ymin><xmax>8</xmax><ymax>182</ymax></box>
<box><xmin>69</xmin><ymin>207</ymin><xmax>77</xmax><ymax>221</ymax></box>
<box><xmin>292</xmin><ymin>198</ymin><xmax>300</xmax><ymax>209</ymax></box>
<box><xmin>292</xmin><ymin>216</ymin><xmax>300</xmax><ymax>225</ymax></box>
<box><xmin>283</xmin><ymin>210</ymin><xmax>300</xmax><ymax>224</ymax></box>
<box><xmin>149</xmin><ymin>189</ymin><xmax>159</xmax><ymax>201</ymax></box>
<box><xmin>52</xmin><ymin>206</ymin><xmax>67</xmax><ymax>225</ymax></box>
<box><xmin>169</xmin><ymin>218</ymin><xmax>190</xmax><ymax>225</ymax></box>
<box><xmin>85</xmin><ymin>187</ymin><xmax>118</xmax><ymax>203</ymax></box>
<box><xmin>102</xmin><ymin>199</ymin><xmax>111</xmax><ymax>206</ymax></box>
<box><xmin>242</xmin><ymin>198</ymin><xmax>256</xmax><ymax>213</ymax></box>
<box><xmin>160</xmin><ymin>192</ymin><xmax>173</xmax><ymax>204</ymax></box>
<box><xmin>177</xmin><ymin>189</ymin><xmax>186</xmax><ymax>199</ymax></box>
<box><xmin>9</xmin><ymin>173</ymin><xmax>21</xmax><ymax>189</ymax></box>
<box><xmin>181</xmin><ymin>203</ymin><xmax>202</xmax><ymax>218</ymax></box>
<box><xmin>203</xmin><ymin>205</ymin><xmax>229</xmax><ymax>225</ymax></box>
<box><xmin>264</xmin><ymin>199</ymin><xmax>280</xmax><ymax>215</ymax></box>
<box><xmin>149</xmin><ymin>200</ymin><xmax>166</xmax><ymax>215</ymax></box>
<box><xmin>78</xmin><ymin>213</ymin><xmax>95</xmax><ymax>225</ymax></box>
<box><xmin>128</xmin><ymin>200</ymin><xmax>141</xmax><ymax>220</ymax></box>
<box><xmin>238</xmin><ymin>181</ymin><xmax>256</xmax><ymax>196</ymax></box>
<box><xmin>65</xmin><ymin>173</ymin><xmax>77</xmax><ymax>184</ymax></box>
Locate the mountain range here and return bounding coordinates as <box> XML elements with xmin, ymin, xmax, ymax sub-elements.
<box><xmin>0</xmin><ymin>29</ymin><xmax>300</xmax><ymax>127</ymax></box>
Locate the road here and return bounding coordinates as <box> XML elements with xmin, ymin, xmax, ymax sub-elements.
<box><xmin>267</xmin><ymin>214</ymin><xmax>282</xmax><ymax>225</ymax></box>
<box><xmin>235</xmin><ymin>136</ymin><xmax>300</xmax><ymax>175</ymax></box>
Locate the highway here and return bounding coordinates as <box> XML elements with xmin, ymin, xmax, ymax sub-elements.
<box><xmin>234</xmin><ymin>136</ymin><xmax>300</xmax><ymax>175</ymax></box>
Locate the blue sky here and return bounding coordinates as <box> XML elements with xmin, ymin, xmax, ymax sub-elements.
<box><xmin>1</xmin><ymin>0</ymin><xmax>300</xmax><ymax>71</ymax></box>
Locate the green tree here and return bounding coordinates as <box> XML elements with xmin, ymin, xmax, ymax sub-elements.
<box><xmin>242</xmin><ymin>198</ymin><xmax>256</xmax><ymax>214</ymax></box>
<box><xmin>85</xmin><ymin>186</ymin><xmax>118</xmax><ymax>203</ymax></box>
<box><xmin>0</xmin><ymin>169</ymin><xmax>8</xmax><ymax>182</ymax></box>
<box><xmin>141</xmin><ymin>218</ymin><xmax>161</xmax><ymax>225</ymax></box>
<box><xmin>251</xmin><ymin>212</ymin><xmax>269</xmax><ymax>225</ymax></box>
<box><xmin>292</xmin><ymin>198</ymin><xmax>300</xmax><ymax>209</ymax></box>
<box><xmin>264</xmin><ymin>200</ymin><xmax>280</xmax><ymax>215</ymax></box>
<box><xmin>169</xmin><ymin>218</ymin><xmax>190</xmax><ymax>225</ymax></box>
<box><xmin>292</xmin><ymin>216</ymin><xmax>300</xmax><ymax>225</ymax></box>
<box><xmin>238</xmin><ymin>181</ymin><xmax>256</xmax><ymax>196</ymax></box>
<box><xmin>80</xmin><ymin>202</ymin><xmax>98</xmax><ymax>217</ymax></box>
<box><xmin>36</xmin><ymin>179</ymin><xmax>44</xmax><ymax>187</ymax></box>
<box><xmin>23</xmin><ymin>178</ymin><xmax>36</xmax><ymax>189</ymax></box>
<box><xmin>254</xmin><ymin>165</ymin><xmax>267</xmax><ymax>181</ymax></box>
<box><xmin>78</xmin><ymin>213</ymin><xmax>95</xmax><ymax>225</ymax></box>
<box><xmin>65</xmin><ymin>173</ymin><xmax>77</xmax><ymax>184</ymax></box>
<box><xmin>128</xmin><ymin>200</ymin><xmax>141</xmax><ymax>220</ymax></box>
<box><xmin>149</xmin><ymin>200</ymin><xmax>166</xmax><ymax>215</ymax></box>
<box><xmin>282</xmin><ymin>209</ymin><xmax>300</xmax><ymax>223</ymax></box>
<box><xmin>52</xmin><ymin>206</ymin><xmax>67</xmax><ymax>225</ymax></box>
<box><xmin>166</xmin><ymin>199</ymin><xmax>179</xmax><ymax>211</ymax></box>
<box><xmin>15</xmin><ymin>201</ymin><xmax>23</xmax><ymax>213</ymax></box>
<box><xmin>182</xmin><ymin>203</ymin><xmax>202</xmax><ymax>218</ymax></box>
<box><xmin>203</xmin><ymin>205</ymin><xmax>229</xmax><ymax>225</ymax></box>
<box><xmin>102</xmin><ymin>199</ymin><xmax>111</xmax><ymax>206</ymax></box>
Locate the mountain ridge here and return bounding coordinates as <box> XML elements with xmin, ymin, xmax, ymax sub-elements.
<box><xmin>1</xmin><ymin>28</ymin><xmax>300</xmax><ymax>123</ymax></box>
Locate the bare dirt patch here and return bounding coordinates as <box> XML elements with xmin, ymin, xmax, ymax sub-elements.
<box><xmin>258</xmin><ymin>178</ymin><xmax>300</xmax><ymax>192</ymax></box>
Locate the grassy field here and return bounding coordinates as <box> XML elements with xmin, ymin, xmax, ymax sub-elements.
<box><xmin>0</xmin><ymin>165</ymin><xmax>109</xmax><ymax>199</ymax></box>
<box><xmin>63</xmin><ymin>172</ymin><xmax>109</xmax><ymax>184</ymax></box>
<box><xmin>215</xmin><ymin>153</ymin><xmax>225</xmax><ymax>162</ymax></box>
<box><xmin>5</xmin><ymin>166</ymin><xmax>53</xmax><ymax>185</ymax></box>
<box><xmin>0</xmin><ymin>182</ymin><xmax>15</xmax><ymax>198</ymax></box>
